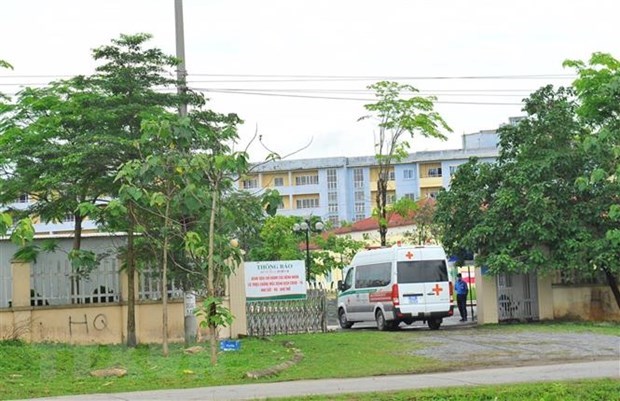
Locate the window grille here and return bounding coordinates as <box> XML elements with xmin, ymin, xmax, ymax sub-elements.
<box><xmin>353</xmin><ymin>168</ymin><xmax>364</xmax><ymax>189</ymax></box>
<box><xmin>427</xmin><ymin>167</ymin><xmax>443</xmax><ymax>177</ymax></box>
<box><xmin>326</xmin><ymin>169</ymin><xmax>337</xmax><ymax>190</ymax></box>
<box><xmin>296</xmin><ymin>198</ymin><xmax>319</xmax><ymax>209</ymax></box>
<box><xmin>295</xmin><ymin>175</ymin><xmax>319</xmax><ymax>186</ymax></box>
<box><xmin>242</xmin><ymin>179</ymin><xmax>258</xmax><ymax>189</ymax></box>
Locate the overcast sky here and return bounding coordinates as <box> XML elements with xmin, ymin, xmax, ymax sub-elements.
<box><xmin>2</xmin><ymin>0</ymin><xmax>619</xmax><ymax>161</ymax></box>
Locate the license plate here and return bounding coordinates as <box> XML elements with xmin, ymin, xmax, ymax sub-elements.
<box><xmin>408</xmin><ymin>296</ymin><xmax>418</xmax><ymax>304</ymax></box>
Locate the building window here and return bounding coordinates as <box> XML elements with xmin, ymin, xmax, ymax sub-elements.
<box><xmin>427</xmin><ymin>167</ymin><xmax>442</xmax><ymax>178</ymax></box>
<box><xmin>326</xmin><ymin>169</ymin><xmax>337</xmax><ymax>190</ymax></box>
<box><xmin>380</xmin><ymin>170</ymin><xmax>395</xmax><ymax>181</ymax></box>
<box><xmin>274</xmin><ymin>177</ymin><xmax>284</xmax><ymax>187</ymax></box>
<box><xmin>449</xmin><ymin>166</ymin><xmax>458</xmax><ymax>176</ymax></box>
<box><xmin>387</xmin><ymin>193</ymin><xmax>396</xmax><ymax>204</ymax></box>
<box><xmin>328</xmin><ymin>192</ymin><xmax>338</xmax><ymax>203</ymax></box>
<box><xmin>403</xmin><ymin>193</ymin><xmax>416</xmax><ymax>200</ymax></box>
<box><xmin>403</xmin><ymin>169</ymin><xmax>414</xmax><ymax>180</ymax></box>
<box><xmin>17</xmin><ymin>194</ymin><xmax>29</xmax><ymax>203</ymax></box>
<box><xmin>64</xmin><ymin>214</ymin><xmax>75</xmax><ymax>223</ymax></box>
<box><xmin>296</xmin><ymin>198</ymin><xmax>319</xmax><ymax>209</ymax></box>
<box><xmin>353</xmin><ymin>168</ymin><xmax>364</xmax><ymax>189</ymax></box>
<box><xmin>295</xmin><ymin>175</ymin><xmax>319</xmax><ymax>186</ymax></box>
<box><xmin>242</xmin><ymin>178</ymin><xmax>258</xmax><ymax>189</ymax></box>
<box><xmin>427</xmin><ymin>191</ymin><xmax>439</xmax><ymax>199</ymax></box>
<box><xmin>328</xmin><ymin>215</ymin><xmax>339</xmax><ymax>226</ymax></box>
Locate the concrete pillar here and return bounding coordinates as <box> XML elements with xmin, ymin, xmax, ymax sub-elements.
<box><xmin>11</xmin><ymin>261</ymin><xmax>32</xmax><ymax>341</ymax></box>
<box><xmin>537</xmin><ymin>273</ymin><xmax>554</xmax><ymax>320</ymax></box>
<box><xmin>11</xmin><ymin>261</ymin><xmax>31</xmax><ymax>307</ymax></box>
<box><xmin>476</xmin><ymin>266</ymin><xmax>498</xmax><ymax>324</ymax></box>
<box><xmin>227</xmin><ymin>261</ymin><xmax>247</xmax><ymax>338</ymax></box>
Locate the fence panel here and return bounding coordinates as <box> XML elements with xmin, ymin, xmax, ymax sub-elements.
<box><xmin>0</xmin><ymin>241</ymin><xmax>19</xmax><ymax>308</ymax></box>
<box><xmin>138</xmin><ymin>267</ymin><xmax>184</xmax><ymax>301</ymax></box>
<box><xmin>31</xmin><ymin>257</ymin><xmax>120</xmax><ymax>306</ymax></box>
<box><xmin>246</xmin><ymin>289</ymin><xmax>327</xmax><ymax>336</ymax></box>
<box><xmin>30</xmin><ymin>237</ymin><xmax>122</xmax><ymax>306</ymax></box>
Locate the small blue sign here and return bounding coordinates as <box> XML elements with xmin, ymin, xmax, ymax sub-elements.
<box><xmin>219</xmin><ymin>340</ymin><xmax>241</xmax><ymax>352</ymax></box>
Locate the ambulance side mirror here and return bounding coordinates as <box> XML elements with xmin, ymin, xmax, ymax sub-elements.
<box><xmin>337</xmin><ymin>280</ymin><xmax>345</xmax><ymax>291</ymax></box>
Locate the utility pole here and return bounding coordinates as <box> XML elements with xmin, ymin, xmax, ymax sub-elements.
<box><xmin>175</xmin><ymin>0</ymin><xmax>188</xmax><ymax>117</ymax></box>
<box><xmin>175</xmin><ymin>0</ymin><xmax>196</xmax><ymax>345</ymax></box>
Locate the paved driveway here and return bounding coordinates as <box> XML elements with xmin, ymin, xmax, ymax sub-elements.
<box><xmin>410</xmin><ymin>329</ymin><xmax>619</xmax><ymax>368</ymax></box>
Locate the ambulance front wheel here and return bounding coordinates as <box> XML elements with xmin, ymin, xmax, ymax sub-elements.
<box><xmin>338</xmin><ymin>308</ymin><xmax>354</xmax><ymax>329</ymax></box>
<box><xmin>427</xmin><ymin>318</ymin><xmax>441</xmax><ymax>330</ymax></box>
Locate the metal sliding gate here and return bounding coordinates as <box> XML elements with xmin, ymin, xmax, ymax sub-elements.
<box><xmin>497</xmin><ymin>272</ymin><xmax>539</xmax><ymax>322</ymax></box>
<box><xmin>246</xmin><ymin>289</ymin><xmax>328</xmax><ymax>336</ymax></box>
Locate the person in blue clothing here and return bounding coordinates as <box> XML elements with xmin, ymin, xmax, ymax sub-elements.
<box><xmin>455</xmin><ymin>273</ymin><xmax>468</xmax><ymax>322</ymax></box>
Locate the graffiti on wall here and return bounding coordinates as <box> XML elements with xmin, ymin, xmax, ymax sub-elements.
<box><xmin>68</xmin><ymin>313</ymin><xmax>108</xmax><ymax>335</ymax></box>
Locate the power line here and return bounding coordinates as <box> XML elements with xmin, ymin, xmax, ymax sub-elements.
<box><xmin>192</xmin><ymin>87</ymin><xmax>524</xmax><ymax>105</ymax></box>
<box><xmin>187</xmin><ymin>73</ymin><xmax>576</xmax><ymax>80</ymax></box>
<box><xmin>0</xmin><ymin>72</ymin><xmax>576</xmax><ymax>82</ymax></box>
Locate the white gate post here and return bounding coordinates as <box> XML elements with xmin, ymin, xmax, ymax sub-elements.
<box><xmin>475</xmin><ymin>266</ymin><xmax>498</xmax><ymax>324</ymax></box>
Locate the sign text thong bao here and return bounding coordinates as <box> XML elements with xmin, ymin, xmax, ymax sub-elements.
<box><xmin>244</xmin><ymin>260</ymin><xmax>307</xmax><ymax>301</ymax></box>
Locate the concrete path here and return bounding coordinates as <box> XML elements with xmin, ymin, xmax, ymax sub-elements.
<box><xmin>17</xmin><ymin>360</ymin><xmax>620</xmax><ymax>401</ymax></box>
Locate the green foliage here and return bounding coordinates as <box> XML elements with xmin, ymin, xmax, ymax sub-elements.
<box><xmin>248</xmin><ymin>215</ymin><xmax>303</xmax><ymax>262</ymax></box>
<box><xmin>361</xmin><ymin>81</ymin><xmax>451</xmax><ymax>246</ymax></box>
<box><xmin>313</xmin><ymin>234</ymin><xmax>365</xmax><ymax>274</ymax></box>
<box><xmin>195</xmin><ymin>297</ymin><xmax>234</xmax><ymax>328</ymax></box>
<box><xmin>0</xmin><ymin>212</ymin><xmax>11</xmax><ymax>234</ymax></box>
<box><xmin>261</xmin><ymin>188</ymin><xmax>281</xmax><ymax>217</ymax></box>
<box><xmin>435</xmin><ymin>57</ymin><xmax>620</xmax><ymax>308</ymax></box>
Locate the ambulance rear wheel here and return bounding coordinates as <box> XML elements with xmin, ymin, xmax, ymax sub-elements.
<box><xmin>338</xmin><ymin>308</ymin><xmax>353</xmax><ymax>329</ymax></box>
<box><xmin>375</xmin><ymin>310</ymin><xmax>388</xmax><ymax>331</ymax></box>
<box><xmin>427</xmin><ymin>318</ymin><xmax>441</xmax><ymax>330</ymax></box>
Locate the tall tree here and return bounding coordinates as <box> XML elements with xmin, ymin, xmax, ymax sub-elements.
<box><xmin>435</xmin><ymin>84</ymin><xmax>620</xmax><ymax>309</ymax></box>
<box><xmin>117</xmin><ymin>109</ymin><xmax>247</xmax><ymax>362</ymax></box>
<box><xmin>0</xmin><ymin>34</ymin><xmax>199</xmax><ymax>346</ymax></box>
<box><xmin>564</xmin><ymin>53</ymin><xmax>620</xmax><ymax>308</ymax></box>
<box><xmin>360</xmin><ymin>81</ymin><xmax>451</xmax><ymax>246</ymax></box>
<box><xmin>398</xmin><ymin>198</ymin><xmax>440</xmax><ymax>245</ymax></box>
<box><xmin>83</xmin><ymin>33</ymin><xmax>196</xmax><ymax>347</ymax></box>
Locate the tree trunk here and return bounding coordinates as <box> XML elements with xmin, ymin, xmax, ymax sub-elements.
<box><xmin>126</xmin><ymin>215</ymin><xmax>137</xmax><ymax>347</ymax></box>
<box><xmin>71</xmin><ymin>214</ymin><xmax>83</xmax><ymax>303</ymax></box>
<box><xmin>161</xmin><ymin>201</ymin><xmax>171</xmax><ymax>357</ymax></box>
<box><xmin>377</xmin><ymin>177</ymin><xmax>388</xmax><ymax>246</ymax></box>
<box><xmin>72</xmin><ymin>213</ymin><xmax>82</xmax><ymax>251</ymax></box>
<box><xmin>208</xmin><ymin>191</ymin><xmax>219</xmax><ymax>365</ymax></box>
<box><xmin>602</xmin><ymin>266</ymin><xmax>620</xmax><ymax>310</ymax></box>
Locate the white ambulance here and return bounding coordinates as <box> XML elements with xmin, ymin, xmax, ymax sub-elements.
<box><xmin>337</xmin><ymin>245</ymin><xmax>454</xmax><ymax>330</ymax></box>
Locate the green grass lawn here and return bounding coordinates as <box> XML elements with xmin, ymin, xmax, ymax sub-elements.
<box><xmin>0</xmin><ymin>322</ymin><xmax>618</xmax><ymax>400</ymax></box>
<box><xmin>267</xmin><ymin>379</ymin><xmax>620</xmax><ymax>401</ymax></box>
